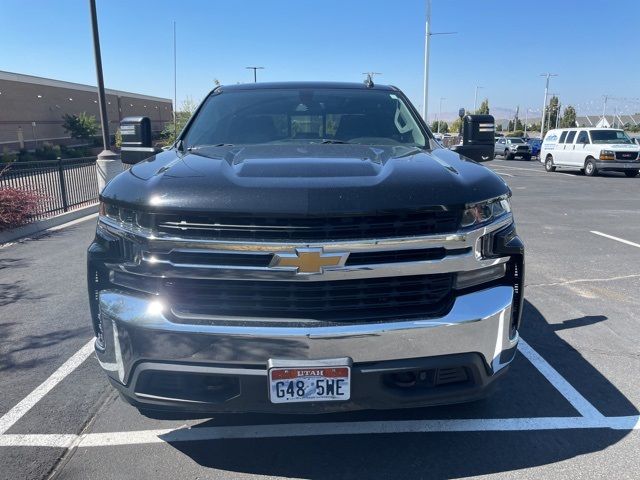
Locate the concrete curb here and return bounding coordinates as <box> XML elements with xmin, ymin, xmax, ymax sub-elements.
<box><xmin>0</xmin><ymin>204</ymin><xmax>98</xmax><ymax>244</ymax></box>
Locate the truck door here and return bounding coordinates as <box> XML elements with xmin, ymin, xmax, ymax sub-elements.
<box><xmin>559</xmin><ymin>130</ymin><xmax>577</xmax><ymax>166</ymax></box>
<box><xmin>571</xmin><ymin>130</ymin><xmax>590</xmax><ymax>167</ymax></box>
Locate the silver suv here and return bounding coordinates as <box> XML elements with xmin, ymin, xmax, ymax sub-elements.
<box><xmin>495</xmin><ymin>137</ymin><xmax>532</xmax><ymax>160</ymax></box>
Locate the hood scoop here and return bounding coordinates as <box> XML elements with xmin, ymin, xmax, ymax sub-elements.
<box><xmin>233</xmin><ymin>158</ymin><xmax>382</xmax><ymax>178</ymax></box>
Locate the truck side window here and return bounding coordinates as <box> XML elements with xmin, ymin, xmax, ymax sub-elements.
<box><xmin>558</xmin><ymin>131</ymin><xmax>567</xmax><ymax>143</ymax></box>
<box><xmin>576</xmin><ymin>131</ymin><xmax>589</xmax><ymax>144</ymax></box>
<box><xmin>565</xmin><ymin>131</ymin><xmax>576</xmax><ymax>144</ymax></box>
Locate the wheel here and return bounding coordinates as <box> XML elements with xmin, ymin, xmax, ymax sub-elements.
<box><xmin>523</xmin><ymin>154</ymin><xmax>531</xmax><ymax>161</ymax></box>
<box><xmin>624</xmin><ymin>170</ymin><xmax>639</xmax><ymax>178</ymax></box>
<box><xmin>544</xmin><ymin>155</ymin><xmax>556</xmax><ymax>172</ymax></box>
<box><xmin>505</xmin><ymin>150</ymin><xmax>513</xmax><ymax>160</ymax></box>
<box><xmin>584</xmin><ymin>158</ymin><xmax>598</xmax><ymax>177</ymax></box>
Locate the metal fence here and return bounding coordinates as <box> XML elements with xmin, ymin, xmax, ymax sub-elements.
<box><xmin>0</xmin><ymin>157</ymin><xmax>99</xmax><ymax>220</ymax></box>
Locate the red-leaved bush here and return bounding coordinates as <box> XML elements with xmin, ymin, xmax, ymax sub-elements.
<box><xmin>0</xmin><ymin>187</ymin><xmax>43</xmax><ymax>231</ymax></box>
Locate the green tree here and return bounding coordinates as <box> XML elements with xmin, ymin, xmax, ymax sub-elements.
<box><xmin>430</xmin><ymin>120</ymin><xmax>449</xmax><ymax>134</ymax></box>
<box><xmin>560</xmin><ymin>105</ymin><xmax>577</xmax><ymax>128</ymax></box>
<box><xmin>496</xmin><ymin>124</ymin><xmax>503</xmax><ymax>132</ymax></box>
<box><xmin>543</xmin><ymin>96</ymin><xmax>560</xmax><ymax>134</ymax></box>
<box><xmin>476</xmin><ymin>99</ymin><xmax>490</xmax><ymax>115</ymax></box>
<box><xmin>61</xmin><ymin>112</ymin><xmax>98</xmax><ymax>141</ymax></box>
<box><xmin>160</xmin><ymin>97</ymin><xmax>198</xmax><ymax>146</ymax></box>
<box><xmin>450</xmin><ymin>118</ymin><xmax>463</xmax><ymax>134</ymax></box>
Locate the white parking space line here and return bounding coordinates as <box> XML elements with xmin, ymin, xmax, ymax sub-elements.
<box><xmin>591</xmin><ymin>231</ymin><xmax>640</xmax><ymax>249</ymax></box>
<box><xmin>517</xmin><ymin>339</ymin><xmax>603</xmax><ymax>419</ymax></box>
<box><xmin>0</xmin><ymin>339</ymin><xmax>95</xmax><ymax>435</ymax></box>
<box><xmin>490</xmin><ymin>165</ymin><xmax>547</xmax><ymax>175</ymax></box>
<box><xmin>492</xmin><ymin>171</ymin><xmax>514</xmax><ymax>177</ymax></box>
<box><xmin>47</xmin><ymin>212</ymin><xmax>98</xmax><ymax>232</ymax></box>
<box><xmin>0</xmin><ymin>416</ymin><xmax>638</xmax><ymax>448</ymax></box>
<box><xmin>0</xmin><ymin>336</ymin><xmax>628</xmax><ymax>449</ymax></box>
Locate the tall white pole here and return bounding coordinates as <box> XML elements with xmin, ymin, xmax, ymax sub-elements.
<box><xmin>422</xmin><ymin>0</ymin><xmax>431</xmax><ymax>121</ymax></box>
<box><xmin>541</xmin><ymin>75</ymin><xmax>549</xmax><ymax>137</ymax></box>
<box><xmin>474</xmin><ymin>86</ymin><xmax>483</xmax><ymax>113</ymax></box>
<box><xmin>540</xmin><ymin>73</ymin><xmax>557</xmax><ymax>138</ymax></box>
<box><xmin>173</xmin><ymin>21</ymin><xmax>177</xmax><ymax>139</ymax></box>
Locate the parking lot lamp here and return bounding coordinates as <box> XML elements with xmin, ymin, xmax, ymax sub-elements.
<box><xmin>89</xmin><ymin>0</ymin><xmax>120</xmax><ymax>191</ymax></box>
<box><xmin>246</xmin><ymin>66</ymin><xmax>264</xmax><ymax>83</ymax></box>
<box><xmin>540</xmin><ymin>73</ymin><xmax>557</xmax><ymax>137</ymax></box>
<box><xmin>473</xmin><ymin>86</ymin><xmax>483</xmax><ymax>113</ymax></box>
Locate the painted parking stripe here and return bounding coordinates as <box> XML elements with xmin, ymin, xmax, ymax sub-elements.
<box><xmin>47</xmin><ymin>212</ymin><xmax>98</xmax><ymax>231</ymax></box>
<box><xmin>517</xmin><ymin>339</ymin><xmax>603</xmax><ymax>419</ymax></box>
<box><xmin>0</xmin><ymin>339</ymin><xmax>95</xmax><ymax>435</ymax></box>
<box><xmin>591</xmin><ymin>231</ymin><xmax>640</xmax><ymax>249</ymax></box>
<box><xmin>0</xmin><ymin>416</ymin><xmax>638</xmax><ymax>448</ymax></box>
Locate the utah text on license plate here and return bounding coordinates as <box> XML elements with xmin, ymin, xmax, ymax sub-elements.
<box><xmin>268</xmin><ymin>366</ymin><xmax>351</xmax><ymax>403</ymax></box>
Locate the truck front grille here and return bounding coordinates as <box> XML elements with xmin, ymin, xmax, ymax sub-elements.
<box><xmin>615</xmin><ymin>151</ymin><xmax>638</xmax><ymax>161</ymax></box>
<box><xmin>154</xmin><ymin>210</ymin><xmax>462</xmax><ymax>241</ymax></box>
<box><xmin>163</xmin><ymin>274</ymin><xmax>455</xmax><ymax>324</ymax></box>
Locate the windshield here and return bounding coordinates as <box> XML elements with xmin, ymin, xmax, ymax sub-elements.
<box><xmin>183</xmin><ymin>88</ymin><xmax>427</xmax><ymax>148</ymax></box>
<box><xmin>590</xmin><ymin>130</ymin><xmax>632</xmax><ymax>144</ymax></box>
<box><xmin>508</xmin><ymin>138</ymin><xmax>525</xmax><ymax>143</ymax></box>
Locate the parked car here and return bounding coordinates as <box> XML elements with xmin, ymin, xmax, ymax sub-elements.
<box><xmin>540</xmin><ymin>128</ymin><xmax>640</xmax><ymax>177</ymax></box>
<box><xmin>526</xmin><ymin>138</ymin><xmax>542</xmax><ymax>157</ymax></box>
<box><xmin>88</xmin><ymin>81</ymin><xmax>524</xmax><ymax>416</ymax></box>
<box><xmin>495</xmin><ymin>137</ymin><xmax>532</xmax><ymax>160</ymax></box>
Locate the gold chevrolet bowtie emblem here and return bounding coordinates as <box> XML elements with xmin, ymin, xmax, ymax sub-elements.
<box><xmin>269</xmin><ymin>248</ymin><xmax>349</xmax><ymax>274</ymax></box>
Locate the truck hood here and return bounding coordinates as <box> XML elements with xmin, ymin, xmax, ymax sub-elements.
<box><xmin>102</xmin><ymin>144</ymin><xmax>509</xmax><ymax>215</ymax></box>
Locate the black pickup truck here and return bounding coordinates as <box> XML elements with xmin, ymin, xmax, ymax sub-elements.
<box><xmin>88</xmin><ymin>82</ymin><xmax>524</xmax><ymax>416</ymax></box>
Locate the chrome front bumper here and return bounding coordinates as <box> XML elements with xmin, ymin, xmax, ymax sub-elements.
<box><xmin>95</xmin><ymin>285</ymin><xmax>518</xmax><ymax>389</ymax></box>
<box><xmin>595</xmin><ymin>161</ymin><xmax>640</xmax><ymax>170</ymax></box>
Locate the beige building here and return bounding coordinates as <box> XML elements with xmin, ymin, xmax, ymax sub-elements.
<box><xmin>0</xmin><ymin>70</ymin><xmax>173</xmax><ymax>151</ymax></box>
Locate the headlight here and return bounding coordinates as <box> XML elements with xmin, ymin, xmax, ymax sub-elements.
<box><xmin>599</xmin><ymin>150</ymin><xmax>615</xmax><ymax>161</ymax></box>
<box><xmin>461</xmin><ymin>197</ymin><xmax>511</xmax><ymax>228</ymax></box>
<box><xmin>99</xmin><ymin>201</ymin><xmax>153</xmax><ymax>231</ymax></box>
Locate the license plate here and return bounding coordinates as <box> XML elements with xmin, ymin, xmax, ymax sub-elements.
<box><xmin>268</xmin><ymin>365</ymin><xmax>351</xmax><ymax>404</ymax></box>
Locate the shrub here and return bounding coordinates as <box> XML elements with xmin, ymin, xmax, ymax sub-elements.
<box><xmin>62</xmin><ymin>112</ymin><xmax>98</xmax><ymax>141</ymax></box>
<box><xmin>0</xmin><ymin>187</ymin><xmax>43</xmax><ymax>231</ymax></box>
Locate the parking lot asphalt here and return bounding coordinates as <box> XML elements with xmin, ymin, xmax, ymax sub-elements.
<box><xmin>1</xmin><ymin>158</ymin><xmax>639</xmax><ymax>479</ymax></box>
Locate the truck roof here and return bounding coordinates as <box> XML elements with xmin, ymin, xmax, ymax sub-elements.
<box><xmin>218</xmin><ymin>81</ymin><xmax>399</xmax><ymax>92</ymax></box>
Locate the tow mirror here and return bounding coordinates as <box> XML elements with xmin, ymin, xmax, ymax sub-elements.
<box><xmin>450</xmin><ymin>113</ymin><xmax>495</xmax><ymax>162</ymax></box>
<box><xmin>120</xmin><ymin>116</ymin><xmax>160</xmax><ymax>164</ymax></box>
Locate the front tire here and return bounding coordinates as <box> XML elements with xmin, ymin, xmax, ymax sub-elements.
<box><xmin>624</xmin><ymin>170</ymin><xmax>639</xmax><ymax>178</ymax></box>
<box><xmin>505</xmin><ymin>150</ymin><xmax>513</xmax><ymax>160</ymax></box>
<box><xmin>523</xmin><ymin>154</ymin><xmax>531</xmax><ymax>161</ymax></box>
<box><xmin>584</xmin><ymin>158</ymin><xmax>598</xmax><ymax>177</ymax></box>
<box><xmin>544</xmin><ymin>155</ymin><xmax>556</xmax><ymax>172</ymax></box>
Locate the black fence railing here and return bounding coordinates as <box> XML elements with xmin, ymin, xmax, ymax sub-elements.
<box><xmin>0</xmin><ymin>157</ymin><xmax>99</xmax><ymax>220</ymax></box>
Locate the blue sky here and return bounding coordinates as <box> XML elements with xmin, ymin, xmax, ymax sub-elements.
<box><xmin>1</xmin><ymin>0</ymin><xmax>639</xmax><ymax>120</ymax></box>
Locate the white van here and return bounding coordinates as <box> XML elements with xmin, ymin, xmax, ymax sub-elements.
<box><xmin>540</xmin><ymin>128</ymin><xmax>640</xmax><ymax>177</ymax></box>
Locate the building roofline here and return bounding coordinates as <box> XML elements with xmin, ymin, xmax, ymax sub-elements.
<box><xmin>0</xmin><ymin>70</ymin><xmax>172</xmax><ymax>104</ymax></box>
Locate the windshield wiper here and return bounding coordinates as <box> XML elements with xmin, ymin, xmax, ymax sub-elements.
<box><xmin>316</xmin><ymin>139</ymin><xmax>351</xmax><ymax>144</ymax></box>
<box><xmin>187</xmin><ymin>143</ymin><xmax>234</xmax><ymax>151</ymax></box>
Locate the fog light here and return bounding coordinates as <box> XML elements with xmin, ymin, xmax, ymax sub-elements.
<box><xmin>456</xmin><ymin>263</ymin><xmax>506</xmax><ymax>289</ymax></box>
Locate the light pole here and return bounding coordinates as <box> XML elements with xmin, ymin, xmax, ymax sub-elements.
<box><xmin>474</xmin><ymin>86</ymin><xmax>483</xmax><ymax>113</ymax></box>
<box><xmin>173</xmin><ymin>21</ymin><xmax>177</xmax><ymax>139</ymax></box>
<box><xmin>422</xmin><ymin>0</ymin><xmax>456</xmax><ymax>121</ymax></box>
<box><xmin>246</xmin><ymin>66</ymin><xmax>264</xmax><ymax>83</ymax></box>
<box><xmin>89</xmin><ymin>0</ymin><xmax>120</xmax><ymax>192</ymax></box>
<box><xmin>437</xmin><ymin>97</ymin><xmax>445</xmax><ymax>133</ymax></box>
<box><xmin>540</xmin><ymin>73</ymin><xmax>558</xmax><ymax>137</ymax></box>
